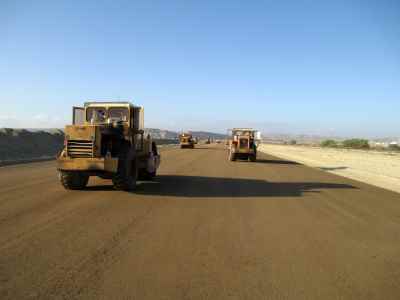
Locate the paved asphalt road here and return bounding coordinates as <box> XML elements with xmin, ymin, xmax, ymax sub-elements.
<box><xmin>0</xmin><ymin>145</ymin><xmax>399</xmax><ymax>300</ymax></box>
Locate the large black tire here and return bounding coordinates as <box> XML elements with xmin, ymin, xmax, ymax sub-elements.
<box><xmin>148</xmin><ymin>170</ymin><xmax>156</xmax><ymax>179</ymax></box>
<box><xmin>112</xmin><ymin>144</ymin><xmax>137</xmax><ymax>191</ymax></box>
<box><xmin>249</xmin><ymin>154</ymin><xmax>256</xmax><ymax>162</ymax></box>
<box><xmin>229</xmin><ymin>149</ymin><xmax>236</xmax><ymax>161</ymax></box>
<box><xmin>59</xmin><ymin>171</ymin><xmax>89</xmax><ymax>190</ymax></box>
<box><xmin>138</xmin><ymin>169</ymin><xmax>156</xmax><ymax>181</ymax></box>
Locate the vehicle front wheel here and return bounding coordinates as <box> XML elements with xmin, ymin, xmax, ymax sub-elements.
<box><xmin>138</xmin><ymin>169</ymin><xmax>156</xmax><ymax>181</ymax></box>
<box><xmin>59</xmin><ymin>171</ymin><xmax>89</xmax><ymax>190</ymax></box>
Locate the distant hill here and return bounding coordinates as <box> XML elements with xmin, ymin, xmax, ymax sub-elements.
<box><xmin>144</xmin><ymin>128</ymin><xmax>179</xmax><ymax>140</ymax></box>
<box><xmin>263</xmin><ymin>134</ymin><xmax>344</xmax><ymax>145</ymax></box>
<box><xmin>144</xmin><ymin>128</ymin><xmax>227</xmax><ymax>140</ymax></box>
<box><xmin>190</xmin><ymin>131</ymin><xmax>227</xmax><ymax>140</ymax></box>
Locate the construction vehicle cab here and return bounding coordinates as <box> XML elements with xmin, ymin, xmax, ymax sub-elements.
<box><xmin>228</xmin><ymin>128</ymin><xmax>261</xmax><ymax>162</ymax></box>
<box><xmin>179</xmin><ymin>133</ymin><xmax>195</xmax><ymax>149</ymax></box>
<box><xmin>57</xmin><ymin>101</ymin><xmax>160</xmax><ymax>191</ymax></box>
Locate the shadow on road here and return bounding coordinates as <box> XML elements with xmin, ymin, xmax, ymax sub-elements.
<box><xmin>319</xmin><ymin>166</ymin><xmax>348</xmax><ymax>171</ymax></box>
<box><xmin>255</xmin><ymin>159</ymin><xmax>301</xmax><ymax>165</ymax></box>
<box><xmin>129</xmin><ymin>175</ymin><xmax>356</xmax><ymax>197</ymax></box>
<box><xmin>190</xmin><ymin>146</ymin><xmax>225</xmax><ymax>151</ymax></box>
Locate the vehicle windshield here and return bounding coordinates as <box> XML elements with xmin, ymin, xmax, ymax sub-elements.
<box><xmin>86</xmin><ymin>107</ymin><xmax>129</xmax><ymax>124</ymax></box>
<box><xmin>87</xmin><ymin>107</ymin><xmax>106</xmax><ymax>123</ymax></box>
<box><xmin>109</xmin><ymin>108</ymin><xmax>129</xmax><ymax>122</ymax></box>
<box><xmin>233</xmin><ymin>130</ymin><xmax>253</xmax><ymax>136</ymax></box>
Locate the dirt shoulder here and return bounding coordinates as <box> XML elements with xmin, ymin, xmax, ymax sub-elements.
<box><xmin>259</xmin><ymin>144</ymin><xmax>400</xmax><ymax>194</ymax></box>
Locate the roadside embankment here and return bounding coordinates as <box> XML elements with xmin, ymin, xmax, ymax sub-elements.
<box><xmin>0</xmin><ymin>129</ymin><xmax>64</xmax><ymax>166</ymax></box>
<box><xmin>259</xmin><ymin>144</ymin><xmax>400</xmax><ymax>194</ymax></box>
<box><xmin>0</xmin><ymin>128</ymin><xmax>178</xmax><ymax>167</ymax></box>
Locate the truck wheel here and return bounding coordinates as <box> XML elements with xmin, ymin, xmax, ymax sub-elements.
<box><xmin>59</xmin><ymin>171</ymin><xmax>89</xmax><ymax>190</ymax></box>
<box><xmin>249</xmin><ymin>154</ymin><xmax>256</xmax><ymax>162</ymax></box>
<box><xmin>112</xmin><ymin>144</ymin><xmax>137</xmax><ymax>191</ymax></box>
<box><xmin>145</xmin><ymin>170</ymin><xmax>156</xmax><ymax>180</ymax></box>
<box><xmin>140</xmin><ymin>170</ymin><xmax>157</xmax><ymax>180</ymax></box>
<box><xmin>148</xmin><ymin>170</ymin><xmax>156</xmax><ymax>179</ymax></box>
<box><xmin>229</xmin><ymin>150</ymin><xmax>236</xmax><ymax>161</ymax></box>
<box><xmin>139</xmin><ymin>169</ymin><xmax>156</xmax><ymax>181</ymax></box>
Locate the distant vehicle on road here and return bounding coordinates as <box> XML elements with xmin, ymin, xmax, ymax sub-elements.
<box><xmin>179</xmin><ymin>133</ymin><xmax>195</xmax><ymax>149</ymax></box>
<box><xmin>228</xmin><ymin>128</ymin><xmax>261</xmax><ymax>162</ymax></box>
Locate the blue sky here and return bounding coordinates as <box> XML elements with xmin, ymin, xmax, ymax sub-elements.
<box><xmin>1</xmin><ymin>0</ymin><xmax>399</xmax><ymax>137</ymax></box>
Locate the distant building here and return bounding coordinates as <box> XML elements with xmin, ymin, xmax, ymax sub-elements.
<box><xmin>370</xmin><ymin>141</ymin><xmax>388</xmax><ymax>148</ymax></box>
<box><xmin>370</xmin><ymin>140</ymin><xmax>399</xmax><ymax>149</ymax></box>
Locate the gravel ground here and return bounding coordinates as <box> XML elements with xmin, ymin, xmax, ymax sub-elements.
<box><xmin>259</xmin><ymin>144</ymin><xmax>400</xmax><ymax>194</ymax></box>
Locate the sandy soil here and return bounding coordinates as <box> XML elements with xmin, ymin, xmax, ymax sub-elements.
<box><xmin>1</xmin><ymin>145</ymin><xmax>400</xmax><ymax>299</ymax></box>
<box><xmin>260</xmin><ymin>144</ymin><xmax>400</xmax><ymax>194</ymax></box>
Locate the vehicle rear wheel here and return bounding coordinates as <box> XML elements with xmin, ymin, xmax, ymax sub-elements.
<box><xmin>138</xmin><ymin>169</ymin><xmax>156</xmax><ymax>181</ymax></box>
<box><xmin>249</xmin><ymin>154</ymin><xmax>256</xmax><ymax>162</ymax></box>
<box><xmin>229</xmin><ymin>149</ymin><xmax>236</xmax><ymax>161</ymax></box>
<box><xmin>59</xmin><ymin>171</ymin><xmax>89</xmax><ymax>190</ymax></box>
<box><xmin>112</xmin><ymin>144</ymin><xmax>137</xmax><ymax>191</ymax></box>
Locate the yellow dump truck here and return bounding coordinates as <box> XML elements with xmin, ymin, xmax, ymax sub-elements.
<box><xmin>57</xmin><ymin>101</ymin><xmax>160</xmax><ymax>191</ymax></box>
<box><xmin>228</xmin><ymin>128</ymin><xmax>261</xmax><ymax>162</ymax></box>
<box><xmin>179</xmin><ymin>133</ymin><xmax>195</xmax><ymax>149</ymax></box>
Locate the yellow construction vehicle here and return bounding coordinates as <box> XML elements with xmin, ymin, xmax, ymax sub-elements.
<box><xmin>179</xmin><ymin>133</ymin><xmax>195</xmax><ymax>149</ymax></box>
<box><xmin>57</xmin><ymin>101</ymin><xmax>160</xmax><ymax>191</ymax></box>
<box><xmin>228</xmin><ymin>128</ymin><xmax>261</xmax><ymax>162</ymax></box>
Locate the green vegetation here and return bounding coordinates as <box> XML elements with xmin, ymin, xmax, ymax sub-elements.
<box><xmin>342</xmin><ymin>139</ymin><xmax>370</xmax><ymax>149</ymax></box>
<box><xmin>321</xmin><ymin>139</ymin><xmax>338</xmax><ymax>148</ymax></box>
<box><xmin>289</xmin><ymin>140</ymin><xmax>297</xmax><ymax>145</ymax></box>
<box><xmin>321</xmin><ymin>138</ymin><xmax>371</xmax><ymax>150</ymax></box>
<box><xmin>388</xmin><ymin>144</ymin><xmax>400</xmax><ymax>151</ymax></box>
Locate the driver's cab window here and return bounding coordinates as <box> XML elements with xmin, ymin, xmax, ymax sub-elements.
<box><xmin>86</xmin><ymin>107</ymin><xmax>129</xmax><ymax>124</ymax></box>
<box><xmin>109</xmin><ymin>108</ymin><xmax>129</xmax><ymax>123</ymax></box>
<box><xmin>87</xmin><ymin>107</ymin><xmax>106</xmax><ymax>124</ymax></box>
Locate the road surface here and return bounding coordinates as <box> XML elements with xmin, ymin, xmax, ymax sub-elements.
<box><xmin>1</xmin><ymin>145</ymin><xmax>399</xmax><ymax>299</ymax></box>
